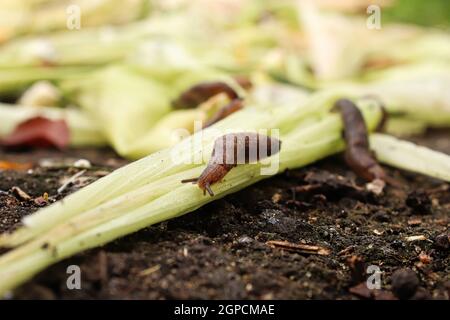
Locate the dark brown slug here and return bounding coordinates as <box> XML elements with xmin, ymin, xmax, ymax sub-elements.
<box><xmin>172</xmin><ymin>81</ymin><xmax>239</xmax><ymax>109</ymax></box>
<box><xmin>334</xmin><ymin>98</ymin><xmax>386</xmax><ymax>182</ymax></box>
<box><xmin>182</xmin><ymin>133</ymin><xmax>282</xmax><ymax>196</ymax></box>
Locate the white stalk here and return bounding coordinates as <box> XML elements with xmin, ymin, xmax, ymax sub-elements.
<box><xmin>370</xmin><ymin>133</ymin><xmax>450</xmax><ymax>182</ymax></box>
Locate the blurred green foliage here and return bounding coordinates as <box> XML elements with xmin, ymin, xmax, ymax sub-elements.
<box><xmin>383</xmin><ymin>0</ymin><xmax>450</xmax><ymax>27</ymax></box>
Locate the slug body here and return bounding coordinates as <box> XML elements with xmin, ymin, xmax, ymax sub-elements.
<box><xmin>182</xmin><ymin>133</ymin><xmax>282</xmax><ymax>196</ymax></box>
<box><xmin>334</xmin><ymin>98</ymin><xmax>386</xmax><ymax>182</ymax></box>
<box><xmin>172</xmin><ymin>81</ymin><xmax>239</xmax><ymax>109</ymax></box>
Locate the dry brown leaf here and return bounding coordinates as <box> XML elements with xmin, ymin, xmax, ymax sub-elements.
<box><xmin>0</xmin><ymin>116</ymin><xmax>70</xmax><ymax>149</ymax></box>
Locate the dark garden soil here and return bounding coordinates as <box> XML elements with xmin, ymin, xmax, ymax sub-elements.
<box><xmin>0</xmin><ymin>130</ymin><xmax>449</xmax><ymax>300</ymax></box>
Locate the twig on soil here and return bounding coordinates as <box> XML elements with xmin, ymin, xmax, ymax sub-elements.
<box><xmin>10</xmin><ymin>187</ymin><xmax>31</xmax><ymax>202</ymax></box>
<box><xmin>407</xmin><ymin>218</ymin><xmax>422</xmax><ymax>226</ymax></box>
<box><xmin>57</xmin><ymin>170</ymin><xmax>87</xmax><ymax>194</ymax></box>
<box><xmin>337</xmin><ymin>245</ymin><xmax>355</xmax><ymax>256</ymax></box>
<box><xmin>97</xmin><ymin>251</ymin><xmax>108</xmax><ymax>284</ymax></box>
<box><xmin>373</xmin><ymin>229</ymin><xmax>383</xmax><ymax>236</ymax></box>
<box><xmin>138</xmin><ymin>265</ymin><xmax>161</xmax><ymax>277</ymax></box>
<box><xmin>266</xmin><ymin>240</ymin><xmax>331</xmax><ymax>256</ymax></box>
<box><xmin>405</xmin><ymin>235</ymin><xmax>427</xmax><ymax>242</ymax></box>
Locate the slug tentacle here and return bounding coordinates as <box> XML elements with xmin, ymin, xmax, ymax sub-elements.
<box><xmin>204</xmin><ymin>183</ymin><xmax>214</xmax><ymax>197</ymax></box>
<box><xmin>181</xmin><ymin>178</ymin><xmax>199</xmax><ymax>184</ymax></box>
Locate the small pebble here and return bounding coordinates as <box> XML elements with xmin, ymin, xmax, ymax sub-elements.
<box><xmin>371</xmin><ymin>211</ymin><xmax>390</xmax><ymax>222</ymax></box>
<box><xmin>406</xmin><ymin>191</ymin><xmax>432</xmax><ymax>215</ymax></box>
<box><xmin>411</xmin><ymin>287</ymin><xmax>431</xmax><ymax>300</ymax></box>
<box><xmin>271</xmin><ymin>193</ymin><xmax>282</xmax><ymax>203</ymax></box>
<box><xmin>73</xmin><ymin>159</ymin><xmax>91</xmax><ymax>169</ymax></box>
<box><xmin>237</xmin><ymin>236</ymin><xmax>254</xmax><ymax>244</ymax></box>
<box><xmin>390</xmin><ymin>240</ymin><xmax>405</xmax><ymax>249</ymax></box>
<box><xmin>434</xmin><ymin>233</ymin><xmax>449</xmax><ymax>251</ymax></box>
<box><xmin>347</xmin><ymin>255</ymin><xmax>366</xmax><ymax>284</ymax></box>
<box><xmin>391</xmin><ymin>268</ymin><xmax>420</xmax><ymax>300</ymax></box>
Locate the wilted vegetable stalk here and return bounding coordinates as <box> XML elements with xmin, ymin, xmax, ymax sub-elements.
<box><xmin>0</xmin><ymin>93</ymin><xmax>385</xmax><ymax>295</ymax></box>
<box><xmin>0</xmin><ymin>89</ymin><xmax>449</xmax><ymax>296</ymax></box>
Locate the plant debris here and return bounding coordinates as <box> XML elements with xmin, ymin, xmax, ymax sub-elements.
<box><xmin>291</xmin><ymin>169</ymin><xmax>367</xmax><ymax>202</ymax></box>
<box><xmin>0</xmin><ymin>161</ymin><xmax>32</xmax><ymax>171</ymax></box>
<box><xmin>57</xmin><ymin>170</ymin><xmax>87</xmax><ymax>194</ymax></box>
<box><xmin>39</xmin><ymin>158</ymin><xmax>92</xmax><ymax>169</ymax></box>
<box><xmin>407</xmin><ymin>218</ymin><xmax>422</xmax><ymax>226</ymax></box>
<box><xmin>10</xmin><ymin>186</ymin><xmax>31</xmax><ymax>201</ymax></box>
<box><xmin>266</xmin><ymin>240</ymin><xmax>331</xmax><ymax>256</ymax></box>
<box><xmin>33</xmin><ymin>192</ymin><xmax>49</xmax><ymax>207</ymax></box>
<box><xmin>0</xmin><ymin>117</ymin><xmax>70</xmax><ymax>150</ymax></box>
<box><xmin>138</xmin><ymin>265</ymin><xmax>161</xmax><ymax>277</ymax></box>
<box><xmin>418</xmin><ymin>252</ymin><xmax>432</xmax><ymax>264</ymax></box>
<box><xmin>405</xmin><ymin>235</ymin><xmax>427</xmax><ymax>242</ymax></box>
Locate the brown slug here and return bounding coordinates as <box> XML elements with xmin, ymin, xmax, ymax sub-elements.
<box><xmin>172</xmin><ymin>81</ymin><xmax>239</xmax><ymax>110</ymax></box>
<box><xmin>182</xmin><ymin>133</ymin><xmax>282</xmax><ymax>196</ymax></box>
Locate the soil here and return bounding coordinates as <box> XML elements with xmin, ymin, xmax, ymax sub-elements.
<box><xmin>0</xmin><ymin>130</ymin><xmax>449</xmax><ymax>300</ymax></box>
